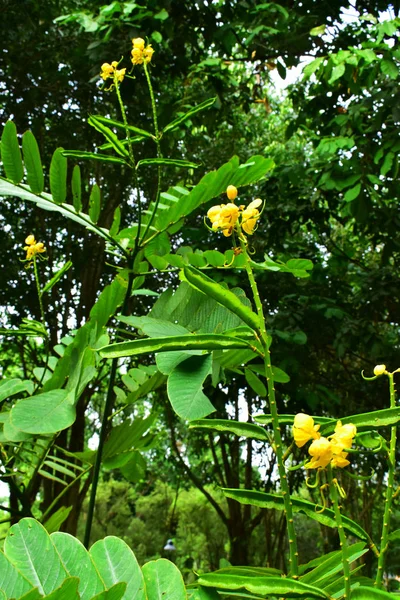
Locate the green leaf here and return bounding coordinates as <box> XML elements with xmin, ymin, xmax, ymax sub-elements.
<box><xmin>319</xmin><ymin>407</ymin><xmax>400</xmax><ymax>435</ymax></box>
<box><xmin>381</xmin><ymin>59</ymin><xmax>398</xmax><ymax>79</ymax></box>
<box><xmin>137</xmin><ymin>158</ymin><xmax>200</xmax><ymax>169</ymax></box>
<box><xmin>88</xmin><ymin>116</ymin><xmax>130</xmax><ymax>159</ymax></box>
<box><xmin>4</xmin><ymin>518</ymin><xmax>68</xmax><ymax>595</ymax></box>
<box><xmin>1</xmin><ymin>120</ymin><xmax>23</xmax><ymax>183</ymax></box>
<box><xmin>182</xmin><ymin>266</ymin><xmax>260</xmax><ymax>332</ymax></box>
<box><xmin>310</xmin><ymin>24</ymin><xmax>326</xmax><ymax>36</ymax></box>
<box><xmin>43</xmin><ymin>506</ymin><xmax>73</xmax><ymax>534</ymax></box>
<box><xmin>91</xmin><ymin>115</ymin><xmax>155</xmax><ymax>140</ymax></box>
<box><xmin>142</xmin><ymin>559</ymin><xmax>186</xmax><ymax>599</ymax></box>
<box><xmin>10</xmin><ymin>389</ymin><xmax>76</xmax><ymax>434</ymax></box>
<box><xmin>163</xmin><ymin>97</ymin><xmax>216</xmax><ymax>134</ymax></box>
<box><xmin>0</xmin><ymin>552</ymin><xmax>33</xmax><ymax>599</ymax></box>
<box><xmin>62</xmin><ymin>150</ymin><xmax>127</xmax><ymax>164</ymax></box>
<box><xmin>300</xmin><ymin>543</ymin><xmax>367</xmax><ymax>585</ymax></box>
<box><xmin>328</xmin><ymin>62</ymin><xmax>345</xmax><ymax>84</ymax></box>
<box><xmin>50</xmin><ymin>148</ymin><xmax>67</xmax><ymax>204</ymax></box>
<box><xmin>245</xmin><ymin>369</ymin><xmax>267</xmax><ymax>396</ymax></box>
<box><xmin>351</xmin><ymin>587</ymin><xmax>398</xmax><ymax>599</ymax></box>
<box><xmin>388</xmin><ymin>528</ymin><xmax>400</xmax><ymax>543</ymax></box>
<box><xmin>189</xmin><ymin>419</ymin><xmax>269</xmax><ymax>441</ymax></box>
<box><xmin>222</xmin><ymin>489</ymin><xmax>369</xmax><ymax>541</ymax></box>
<box><xmin>197</xmin><ymin>573</ymin><xmax>329</xmax><ymax>598</ymax></box>
<box><xmin>99</xmin><ymin>334</ymin><xmax>252</xmax><ymax>359</ymax></box>
<box><xmin>91</xmin><ymin>583</ymin><xmax>128</xmax><ymax>600</ymax></box>
<box><xmin>89</xmin><ymin>183</ymin><xmax>101</xmax><ymax>223</ymax></box>
<box><xmin>0</xmin><ymin>378</ymin><xmax>33</xmax><ymax>402</ymax></box>
<box><xmin>303</xmin><ymin>57</ymin><xmax>325</xmax><ymax>79</ymax></box>
<box><xmin>110</xmin><ymin>205</ymin><xmax>121</xmax><ymax>236</ymax></box>
<box><xmin>22</xmin><ymin>131</ymin><xmax>44</xmax><ymax>194</ymax></box>
<box><xmin>51</xmin><ymin>532</ymin><xmax>105</xmax><ymax>599</ymax></box>
<box><xmin>71</xmin><ymin>164</ymin><xmax>82</xmax><ymax>211</ymax></box>
<box><xmin>41</xmin><ymin>577</ymin><xmax>80</xmax><ymax>599</ymax></box>
<box><xmin>167</xmin><ymin>354</ymin><xmax>215</xmax><ymax>420</ymax></box>
<box><xmin>19</xmin><ymin>590</ymin><xmax>43</xmax><ymax>600</ymax></box>
<box><xmin>344</xmin><ymin>184</ymin><xmax>361</xmax><ymax>202</ymax></box>
<box><xmin>90</xmin><ymin>536</ymin><xmax>146</xmax><ymax>600</ymax></box>
<box><xmin>42</xmin><ymin>261</ymin><xmax>73</xmax><ymax>294</ymax></box>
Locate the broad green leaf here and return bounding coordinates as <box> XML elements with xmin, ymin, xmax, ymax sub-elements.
<box><xmin>328</xmin><ymin>62</ymin><xmax>345</xmax><ymax>84</ymax></box>
<box><xmin>0</xmin><ymin>378</ymin><xmax>33</xmax><ymax>402</ymax></box>
<box><xmin>10</xmin><ymin>389</ymin><xmax>76</xmax><ymax>434</ymax></box>
<box><xmin>300</xmin><ymin>543</ymin><xmax>367</xmax><ymax>585</ymax></box>
<box><xmin>319</xmin><ymin>407</ymin><xmax>400</xmax><ymax>435</ymax></box>
<box><xmin>88</xmin><ymin>116</ymin><xmax>130</xmax><ymax>159</ymax></box>
<box><xmin>51</xmin><ymin>532</ymin><xmax>105</xmax><ymax>599</ymax></box>
<box><xmin>156</xmin><ymin>350</ymin><xmax>203</xmax><ymax>375</ymax></box>
<box><xmin>197</xmin><ymin>573</ymin><xmax>329</xmax><ymax>599</ymax></box>
<box><xmin>0</xmin><ymin>552</ymin><xmax>33</xmax><ymax>598</ymax></box>
<box><xmin>163</xmin><ymin>97</ymin><xmax>216</xmax><ymax>133</ymax></box>
<box><xmin>222</xmin><ymin>489</ymin><xmax>369</xmax><ymax>541</ymax></box>
<box><xmin>89</xmin><ymin>183</ymin><xmax>101</xmax><ymax>223</ymax></box>
<box><xmin>142</xmin><ymin>559</ymin><xmax>186</xmax><ymax>600</ymax></box>
<box><xmin>187</xmin><ymin>587</ymin><xmax>220</xmax><ymax>600</ymax></box>
<box><xmin>1</xmin><ymin>120</ymin><xmax>23</xmax><ymax>183</ymax></box>
<box><xmin>388</xmin><ymin>528</ymin><xmax>400</xmax><ymax>543</ymax></box>
<box><xmin>0</xmin><ymin>178</ymin><xmax>113</xmax><ymax>242</ymax></box>
<box><xmin>91</xmin><ymin>115</ymin><xmax>155</xmax><ymax>140</ymax></box>
<box><xmin>381</xmin><ymin>58</ymin><xmax>398</xmax><ymax>79</ymax></box>
<box><xmin>43</xmin><ymin>506</ymin><xmax>73</xmax><ymax>534</ymax></box>
<box><xmin>91</xmin><ymin>583</ymin><xmax>128</xmax><ymax>600</ymax></box>
<box><xmin>62</xmin><ymin>150</ymin><xmax>127</xmax><ymax>164</ymax></box>
<box><xmin>117</xmin><ymin>315</ymin><xmax>190</xmax><ymax>338</ymax></box>
<box><xmin>137</xmin><ymin>158</ymin><xmax>200</xmax><ymax>169</ymax></box>
<box><xmin>71</xmin><ymin>164</ymin><xmax>82</xmax><ymax>211</ymax></box>
<box><xmin>22</xmin><ymin>131</ymin><xmax>44</xmax><ymax>193</ymax></box>
<box><xmin>110</xmin><ymin>205</ymin><xmax>121</xmax><ymax>236</ymax></box>
<box><xmin>4</xmin><ymin>519</ymin><xmax>68</xmax><ymax>595</ymax></box>
<box><xmin>41</xmin><ymin>577</ymin><xmax>80</xmax><ymax>599</ymax></box>
<box><xmin>103</xmin><ymin>415</ymin><xmax>155</xmax><ymax>461</ymax></box>
<box><xmin>19</xmin><ymin>590</ymin><xmax>43</xmax><ymax>600</ymax></box>
<box><xmin>168</xmin><ymin>354</ymin><xmax>215</xmax><ymax>420</ymax></box>
<box><xmin>50</xmin><ymin>148</ymin><xmax>67</xmax><ymax>204</ymax></box>
<box><xmin>42</xmin><ymin>261</ymin><xmax>73</xmax><ymax>294</ymax></box>
<box><xmin>182</xmin><ymin>266</ymin><xmax>260</xmax><ymax>332</ymax></box>
<box><xmin>90</xmin><ymin>536</ymin><xmax>146</xmax><ymax>600</ymax></box>
<box><xmin>99</xmin><ymin>334</ymin><xmax>252</xmax><ymax>359</ymax></box>
<box><xmin>1</xmin><ymin>411</ymin><xmax>34</xmax><ymax>442</ymax></box>
<box><xmin>245</xmin><ymin>369</ymin><xmax>267</xmax><ymax>396</ymax></box>
<box><xmin>351</xmin><ymin>587</ymin><xmax>398</xmax><ymax>599</ymax></box>
<box><xmin>344</xmin><ymin>184</ymin><xmax>361</xmax><ymax>202</ymax></box>
<box><xmin>189</xmin><ymin>419</ymin><xmax>268</xmax><ymax>441</ymax></box>
<box><xmin>303</xmin><ymin>56</ymin><xmax>325</xmax><ymax>79</ymax></box>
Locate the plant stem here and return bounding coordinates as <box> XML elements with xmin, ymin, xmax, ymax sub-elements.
<box><xmin>33</xmin><ymin>256</ymin><xmax>45</xmax><ymax>327</ymax></box>
<box><xmin>83</xmin><ymin>268</ymin><xmax>135</xmax><ymax>548</ymax></box>
<box><xmin>375</xmin><ymin>372</ymin><xmax>397</xmax><ymax>588</ymax></box>
<box><xmin>240</xmin><ymin>238</ymin><xmax>299</xmax><ymax>577</ymax></box>
<box><xmin>328</xmin><ymin>466</ymin><xmax>351</xmax><ymax>599</ymax></box>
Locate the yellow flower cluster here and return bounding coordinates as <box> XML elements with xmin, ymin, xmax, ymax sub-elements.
<box><xmin>131</xmin><ymin>38</ymin><xmax>154</xmax><ymax>65</ymax></box>
<box><xmin>293</xmin><ymin>414</ymin><xmax>356</xmax><ymax>470</ymax></box>
<box><xmin>24</xmin><ymin>235</ymin><xmax>46</xmax><ymax>261</ymax></box>
<box><xmin>100</xmin><ymin>61</ymin><xmax>126</xmax><ymax>83</ymax></box>
<box><xmin>207</xmin><ymin>185</ymin><xmax>262</xmax><ymax>237</ymax></box>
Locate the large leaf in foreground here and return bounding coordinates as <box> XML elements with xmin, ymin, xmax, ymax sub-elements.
<box><xmin>167</xmin><ymin>354</ymin><xmax>215</xmax><ymax>420</ymax></box>
<box><xmin>4</xmin><ymin>519</ymin><xmax>67</xmax><ymax>595</ymax></box>
<box><xmin>10</xmin><ymin>389</ymin><xmax>76</xmax><ymax>434</ymax></box>
<box><xmin>142</xmin><ymin>559</ymin><xmax>187</xmax><ymax>600</ymax></box>
<box><xmin>351</xmin><ymin>587</ymin><xmax>398</xmax><ymax>599</ymax></box>
<box><xmin>197</xmin><ymin>573</ymin><xmax>329</xmax><ymax>599</ymax></box>
<box><xmin>90</xmin><ymin>537</ymin><xmax>146</xmax><ymax>600</ymax></box>
<box><xmin>222</xmin><ymin>489</ymin><xmax>369</xmax><ymax>541</ymax></box>
<box><xmin>0</xmin><ymin>552</ymin><xmax>33</xmax><ymax>598</ymax></box>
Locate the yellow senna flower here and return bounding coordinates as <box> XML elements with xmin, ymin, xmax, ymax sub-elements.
<box><xmin>306</xmin><ymin>437</ymin><xmax>333</xmax><ymax>469</ymax></box>
<box><xmin>226</xmin><ymin>185</ymin><xmax>238</xmax><ymax>201</ymax></box>
<box><xmin>100</xmin><ymin>61</ymin><xmax>126</xmax><ymax>83</ymax></box>
<box><xmin>131</xmin><ymin>38</ymin><xmax>155</xmax><ymax>65</ymax></box>
<box><xmin>23</xmin><ymin>235</ymin><xmax>46</xmax><ymax>261</ymax></box>
<box><xmin>330</xmin><ymin>421</ymin><xmax>357</xmax><ymax>454</ymax></box>
<box><xmin>374</xmin><ymin>364</ymin><xmax>387</xmax><ymax>376</ymax></box>
<box><xmin>207</xmin><ymin>203</ymin><xmax>239</xmax><ymax>237</ymax></box>
<box><xmin>331</xmin><ymin>452</ymin><xmax>350</xmax><ymax>469</ymax></box>
<box><xmin>241</xmin><ymin>198</ymin><xmax>262</xmax><ymax>235</ymax></box>
<box><xmin>293</xmin><ymin>413</ymin><xmax>320</xmax><ymax>448</ymax></box>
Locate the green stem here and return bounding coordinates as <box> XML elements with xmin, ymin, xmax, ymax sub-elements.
<box><xmin>239</xmin><ymin>237</ymin><xmax>299</xmax><ymax>577</ymax></box>
<box><xmin>83</xmin><ymin>268</ymin><xmax>135</xmax><ymax>549</ymax></box>
<box><xmin>140</xmin><ymin>62</ymin><xmax>162</xmax><ymax>244</ymax></box>
<box><xmin>328</xmin><ymin>466</ymin><xmax>351</xmax><ymax>599</ymax></box>
<box><xmin>33</xmin><ymin>256</ymin><xmax>45</xmax><ymax>327</ymax></box>
<box><xmin>375</xmin><ymin>372</ymin><xmax>397</xmax><ymax>588</ymax></box>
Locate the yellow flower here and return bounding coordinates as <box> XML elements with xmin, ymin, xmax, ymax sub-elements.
<box><xmin>306</xmin><ymin>437</ymin><xmax>333</xmax><ymax>469</ymax></box>
<box><xmin>331</xmin><ymin>452</ymin><xmax>350</xmax><ymax>468</ymax></box>
<box><xmin>293</xmin><ymin>413</ymin><xmax>320</xmax><ymax>448</ymax></box>
<box><xmin>100</xmin><ymin>61</ymin><xmax>126</xmax><ymax>83</ymax></box>
<box><xmin>23</xmin><ymin>236</ymin><xmax>46</xmax><ymax>261</ymax></box>
<box><xmin>330</xmin><ymin>421</ymin><xmax>356</xmax><ymax>454</ymax></box>
<box><xmin>374</xmin><ymin>364</ymin><xmax>387</xmax><ymax>376</ymax></box>
<box><xmin>207</xmin><ymin>203</ymin><xmax>239</xmax><ymax>237</ymax></box>
<box><xmin>241</xmin><ymin>199</ymin><xmax>262</xmax><ymax>235</ymax></box>
<box><xmin>226</xmin><ymin>185</ymin><xmax>238</xmax><ymax>201</ymax></box>
<box><xmin>131</xmin><ymin>38</ymin><xmax>155</xmax><ymax>66</ymax></box>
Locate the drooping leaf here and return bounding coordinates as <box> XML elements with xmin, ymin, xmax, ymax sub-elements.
<box><xmin>43</xmin><ymin>506</ymin><xmax>73</xmax><ymax>534</ymax></box>
<box><xmin>10</xmin><ymin>389</ymin><xmax>76</xmax><ymax>434</ymax></box>
<box><xmin>4</xmin><ymin>519</ymin><xmax>68</xmax><ymax>595</ymax></box>
<box><xmin>167</xmin><ymin>354</ymin><xmax>215</xmax><ymax>420</ymax></box>
<box><xmin>91</xmin><ymin>115</ymin><xmax>155</xmax><ymax>140</ymax></box>
<box><xmin>1</xmin><ymin>120</ymin><xmax>24</xmax><ymax>183</ymax></box>
<box><xmin>142</xmin><ymin>559</ymin><xmax>187</xmax><ymax>600</ymax></box>
<box><xmin>89</xmin><ymin>183</ymin><xmax>101</xmax><ymax>223</ymax></box>
<box><xmin>88</xmin><ymin>116</ymin><xmax>130</xmax><ymax>159</ymax></box>
<box><xmin>163</xmin><ymin>97</ymin><xmax>216</xmax><ymax>133</ymax></box>
<box><xmin>71</xmin><ymin>164</ymin><xmax>82</xmax><ymax>212</ymax></box>
<box><xmin>90</xmin><ymin>536</ymin><xmax>146</xmax><ymax>600</ymax></box>
<box><xmin>62</xmin><ymin>150</ymin><xmax>127</xmax><ymax>164</ymax></box>
<box><xmin>49</xmin><ymin>148</ymin><xmax>67</xmax><ymax>204</ymax></box>
<box><xmin>22</xmin><ymin>130</ymin><xmax>44</xmax><ymax>194</ymax></box>
<box><xmin>245</xmin><ymin>369</ymin><xmax>267</xmax><ymax>396</ymax></box>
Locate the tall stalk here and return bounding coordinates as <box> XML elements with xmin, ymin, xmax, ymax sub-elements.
<box><xmin>239</xmin><ymin>238</ymin><xmax>299</xmax><ymax>577</ymax></box>
<box><xmin>375</xmin><ymin>371</ymin><xmax>397</xmax><ymax>587</ymax></box>
<box><xmin>327</xmin><ymin>466</ymin><xmax>351</xmax><ymax>598</ymax></box>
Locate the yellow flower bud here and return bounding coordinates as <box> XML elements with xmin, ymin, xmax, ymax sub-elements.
<box><xmin>132</xmin><ymin>37</ymin><xmax>145</xmax><ymax>50</ymax></box>
<box><xmin>25</xmin><ymin>234</ymin><xmax>36</xmax><ymax>246</ymax></box>
<box><xmin>374</xmin><ymin>364</ymin><xmax>387</xmax><ymax>376</ymax></box>
<box><xmin>226</xmin><ymin>185</ymin><xmax>238</xmax><ymax>201</ymax></box>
